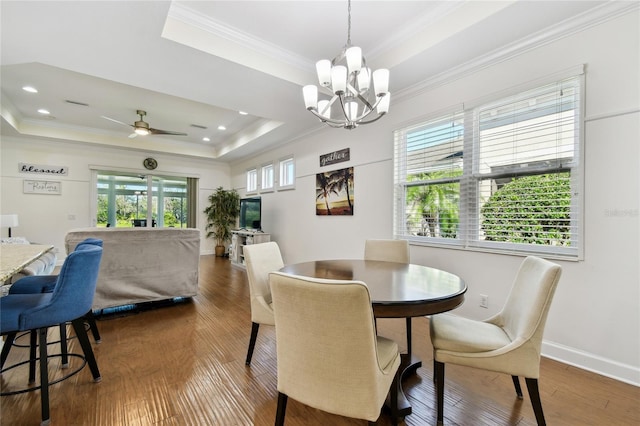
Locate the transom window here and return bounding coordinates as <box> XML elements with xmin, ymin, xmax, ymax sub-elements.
<box><xmin>394</xmin><ymin>73</ymin><xmax>583</xmax><ymax>258</ymax></box>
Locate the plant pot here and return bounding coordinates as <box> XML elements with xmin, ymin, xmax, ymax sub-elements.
<box><xmin>214</xmin><ymin>245</ymin><xmax>226</xmax><ymax>257</ymax></box>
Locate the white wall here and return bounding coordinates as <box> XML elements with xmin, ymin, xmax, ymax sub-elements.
<box><xmin>0</xmin><ymin>137</ymin><xmax>231</xmax><ymax>255</ymax></box>
<box><xmin>230</xmin><ymin>11</ymin><xmax>640</xmax><ymax>385</ymax></box>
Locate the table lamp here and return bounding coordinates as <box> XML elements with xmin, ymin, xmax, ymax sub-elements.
<box><xmin>1</xmin><ymin>214</ymin><xmax>19</xmax><ymax>237</ymax></box>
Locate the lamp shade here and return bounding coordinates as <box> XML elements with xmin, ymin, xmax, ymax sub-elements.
<box><xmin>1</xmin><ymin>214</ymin><xmax>19</xmax><ymax>228</ymax></box>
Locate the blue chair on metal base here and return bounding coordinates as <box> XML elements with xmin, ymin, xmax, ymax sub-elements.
<box><xmin>3</xmin><ymin>238</ymin><xmax>103</xmax><ymax>378</ymax></box>
<box><xmin>3</xmin><ymin>239</ymin><xmax>103</xmax><ymax>379</ymax></box>
<box><xmin>1</xmin><ymin>244</ymin><xmax>103</xmax><ymax>426</ymax></box>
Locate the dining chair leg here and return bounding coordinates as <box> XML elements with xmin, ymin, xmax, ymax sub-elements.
<box><xmin>85</xmin><ymin>311</ymin><xmax>101</xmax><ymax>343</ymax></box>
<box><xmin>0</xmin><ymin>332</ymin><xmax>17</xmax><ymax>370</ymax></box>
<box><xmin>59</xmin><ymin>324</ymin><xmax>69</xmax><ymax>368</ymax></box>
<box><xmin>525</xmin><ymin>377</ymin><xmax>546</xmax><ymax>426</ymax></box>
<box><xmin>245</xmin><ymin>322</ymin><xmax>260</xmax><ymax>366</ymax></box>
<box><xmin>389</xmin><ymin>368</ymin><xmax>400</xmax><ymax>426</ymax></box>
<box><xmin>435</xmin><ymin>360</ymin><xmax>445</xmax><ymax>426</ymax></box>
<box><xmin>512</xmin><ymin>375</ymin><xmax>524</xmax><ymax>399</ymax></box>
<box><xmin>29</xmin><ymin>330</ymin><xmax>37</xmax><ymax>383</ymax></box>
<box><xmin>405</xmin><ymin>318</ymin><xmax>412</xmax><ymax>355</ymax></box>
<box><xmin>37</xmin><ymin>327</ymin><xmax>50</xmax><ymax>426</ymax></box>
<box><xmin>275</xmin><ymin>392</ymin><xmax>288</xmax><ymax>426</ymax></box>
<box><xmin>71</xmin><ymin>319</ymin><xmax>101</xmax><ymax>381</ymax></box>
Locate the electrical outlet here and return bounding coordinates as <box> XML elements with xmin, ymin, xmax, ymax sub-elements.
<box><xmin>480</xmin><ymin>294</ymin><xmax>489</xmax><ymax>308</ymax></box>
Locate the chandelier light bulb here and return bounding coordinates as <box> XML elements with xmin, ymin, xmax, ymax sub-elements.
<box><xmin>373</xmin><ymin>69</ymin><xmax>390</xmax><ymax>96</ymax></box>
<box><xmin>316</xmin><ymin>60</ymin><xmax>332</xmax><ymax>87</ymax></box>
<box><xmin>377</xmin><ymin>93</ymin><xmax>390</xmax><ymax>114</ymax></box>
<box><xmin>357</xmin><ymin>67</ymin><xmax>371</xmax><ymax>92</ymax></box>
<box><xmin>345</xmin><ymin>46</ymin><xmax>362</xmax><ymax>74</ymax></box>
<box><xmin>303</xmin><ymin>85</ymin><xmax>318</xmax><ymax>110</ymax></box>
<box><xmin>331</xmin><ymin>66</ymin><xmax>347</xmax><ymax>95</ymax></box>
<box><xmin>346</xmin><ymin>101</ymin><xmax>358</xmax><ymax>121</ymax></box>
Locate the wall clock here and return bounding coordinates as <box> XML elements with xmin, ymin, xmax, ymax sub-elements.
<box><xmin>143</xmin><ymin>157</ymin><xmax>158</xmax><ymax>170</ymax></box>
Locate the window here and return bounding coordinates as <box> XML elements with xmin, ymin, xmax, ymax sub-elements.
<box><xmin>261</xmin><ymin>163</ymin><xmax>274</xmax><ymax>192</ymax></box>
<box><xmin>96</xmin><ymin>172</ymin><xmax>190</xmax><ymax>228</ymax></box>
<box><xmin>246</xmin><ymin>167</ymin><xmax>258</xmax><ymax>193</ymax></box>
<box><xmin>278</xmin><ymin>156</ymin><xmax>295</xmax><ymax>190</ymax></box>
<box><xmin>394</xmin><ymin>74</ymin><xmax>583</xmax><ymax>258</ymax></box>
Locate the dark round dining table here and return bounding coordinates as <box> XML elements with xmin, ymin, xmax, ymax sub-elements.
<box><xmin>278</xmin><ymin>259</ymin><xmax>467</xmax><ymax>418</ymax></box>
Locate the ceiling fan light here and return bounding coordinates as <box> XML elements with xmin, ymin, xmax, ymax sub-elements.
<box><xmin>135</xmin><ymin>127</ymin><xmax>150</xmax><ymax>135</ymax></box>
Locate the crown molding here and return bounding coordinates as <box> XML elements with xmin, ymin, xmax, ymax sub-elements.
<box><xmin>167</xmin><ymin>2</ymin><xmax>312</xmax><ymax>72</ymax></box>
<box><xmin>394</xmin><ymin>1</ymin><xmax>640</xmax><ymax>103</ymax></box>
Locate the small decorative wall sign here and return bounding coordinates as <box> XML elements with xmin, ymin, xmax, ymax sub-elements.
<box><xmin>19</xmin><ymin>163</ymin><xmax>68</xmax><ymax>176</ymax></box>
<box><xmin>23</xmin><ymin>180</ymin><xmax>61</xmax><ymax>195</ymax></box>
<box><xmin>319</xmin><ymin>148</ymin><xmax>350</xmax><ymax>167</ymax></box>
<box><xmin>316</xmin><ymin>167</ymin><xmax>354</xmax><ymax>216</ymax></box>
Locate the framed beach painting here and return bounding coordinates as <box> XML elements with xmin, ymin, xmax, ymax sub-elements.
<box><xmin>316</xmin><ymin>167</ymin><xmax>354</xmax><ymax>216</ymax></box>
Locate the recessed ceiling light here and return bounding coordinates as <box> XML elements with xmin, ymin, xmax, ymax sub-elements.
<box><xmin>238</xmin><ymin>111</ymin><xmax>248</xmax><ymax>115</ymax></box>
<box><xmin>23</xmin><ymin>86</ymin><xmax>38</xmax><ymax>93</ymax></box>
<box><xmin>37</xmin><ymin>109</ymin><xmax>50</xmax><ymax>115</ymax></box>
<box><xmin>218</xmin><ymin>125</ymin><xmax>226</xmax><ymax>131</ymax></box>
<box><xmin>202</xmin><ymin>137</ymin><xmax>210</xmax><ymax>142</ymax></box>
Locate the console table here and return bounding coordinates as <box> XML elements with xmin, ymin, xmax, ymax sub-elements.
<box><xmin>230</xmin><ymin>230</ymin><xmax>270</xmax><ymax>268</ymax></box>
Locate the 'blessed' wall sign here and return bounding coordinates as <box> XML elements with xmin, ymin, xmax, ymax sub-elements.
<box><xmin>19</xmin><ymin>163</ymin><xmax>68</xmax><ymax>176</ymax></box>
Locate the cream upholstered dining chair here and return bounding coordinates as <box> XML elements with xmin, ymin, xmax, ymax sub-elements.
<box><xmin>364</xmin><ymin>239</ymin><xmax>413</xmax><ymax>351</ymax></box>
<box><xmin>269</xmin><ymin>271</ymin><xmax>401</xmax><ymax>425</ymax></box>
<box><xmin>429</xmin><ymin>256</ymin><xmax>562</xmax><ymax>426</ymax></box>
<box><xmin>242</xmin><ymin>241</ymin><xmax>283</xmax><ymax>366</ymax></box>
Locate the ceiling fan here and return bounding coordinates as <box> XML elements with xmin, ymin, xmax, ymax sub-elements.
<box><xmin>101</xmin><ymin>110</ymin><xmax>187</xmax><ymax>138</ymax></box>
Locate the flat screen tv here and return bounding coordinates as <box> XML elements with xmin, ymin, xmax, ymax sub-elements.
<box><xmin>239</xmin><ymin>197</ymin><xmax>262</xmax><ymax>230</ymax></box>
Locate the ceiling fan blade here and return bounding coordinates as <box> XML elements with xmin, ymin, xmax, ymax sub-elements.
<box><xmin>149</xmin><ymin>128</ymin><xmax>188</xmax><ymax>136</ymax></box>
<box><xmin>101</xmin><ymin>115</ymin><xmax>134</xmax><ymax>128</ymax></box>
<box><xmin>128</xmin><ymin>133</ymin><xmax>138</xmax><ymax>139</ymax></box>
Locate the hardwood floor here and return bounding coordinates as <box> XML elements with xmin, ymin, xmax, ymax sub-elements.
<box><xmin>1</xmin><ymin>255</ymin><xmax>638</xmax><ymax>425</ymax></box>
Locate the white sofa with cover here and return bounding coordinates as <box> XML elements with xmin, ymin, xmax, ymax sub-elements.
<box><xmin>65</xmin><ymin>227</ymin><xmax>200</xmax><ymax>311</ymax></box>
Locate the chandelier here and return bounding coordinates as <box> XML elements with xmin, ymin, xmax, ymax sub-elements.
<box><xmin>302</xmin><ymin>0</ymin><xmax>390</xmax><ymax>130</ymax></box>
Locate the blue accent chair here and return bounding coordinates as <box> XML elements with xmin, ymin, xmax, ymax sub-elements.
<box><xmin>8</xmin><ymin>238</ymin><xmax>103</xmax><ymax>357</ymax></box>
<box><xmin>1</xmin><ymin>244</ymin><xmax>103</xmax><ymax>426</ymax></box>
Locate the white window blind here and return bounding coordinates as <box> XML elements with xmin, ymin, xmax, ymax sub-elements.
<box><xmin>261</xmin><ymin>163</ymin><xmax>274</xmax><ymax>191</ymax></box>
<box><xmin>246</xmin><ymin>168</ymin><xmax>258</xmax><ymax>193</ymax></box>
<box><xmin>394</xmin><ymin>111</ymin><xmax>464</xmax><ymax>241</ymax></box>
<box><xmin>278</xmin><ymin>156</ymin><xmax>295</xmax><ymax>189</ymax></box>
<box><xmin>394</xmin><ymin>74</ymin><xmax>583</xmax><ymax>258</ymax></box>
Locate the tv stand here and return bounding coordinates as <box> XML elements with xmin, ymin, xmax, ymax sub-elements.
<box><xmin>230</xmin><ymin>229</ymin><xmax>271</xmax><ymax>268</ymax></box>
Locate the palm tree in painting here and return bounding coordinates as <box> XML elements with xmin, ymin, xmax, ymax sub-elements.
<box><xmin>334</xmin><ymin>167</ymin><xmax>354</xmax><ymax>214</ymax></box>
<box><xmin>316</xmin><ymin>172</ymin><xmax>339</xmax><ymax>215</ymax></box>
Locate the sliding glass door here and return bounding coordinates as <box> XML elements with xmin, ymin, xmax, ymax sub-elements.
<box><xmin>96</xmin><ymin>172</ymin><xmax>191</xmax><ymax>228</ymax></box>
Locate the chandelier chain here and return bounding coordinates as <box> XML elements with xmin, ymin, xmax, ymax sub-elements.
<box><xmin>347</xmin><ymin>0</ymin><xmax>351</xmax><ymax>46</ymax></box>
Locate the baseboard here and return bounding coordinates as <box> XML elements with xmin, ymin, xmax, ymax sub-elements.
<box><xmin>542</xmin><ymin>341</ymin><xmax>640</xmax><ymax>387</ymax></box>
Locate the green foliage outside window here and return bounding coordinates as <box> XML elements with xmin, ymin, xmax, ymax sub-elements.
<box><xmin>481</xmin><ymin>173</ymin><xmax>571</xmax><ymax>245</ymax></box>
<box><xmin>405</xmin><ymin>170</ymin><xmax>461</xmax><ymax>238</ymax></box>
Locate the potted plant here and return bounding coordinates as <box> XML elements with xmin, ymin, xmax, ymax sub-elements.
<box><xmin>204</xmin><ymin>186</ymin><xmax>240</xmax><ymax>257</ymax></box>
